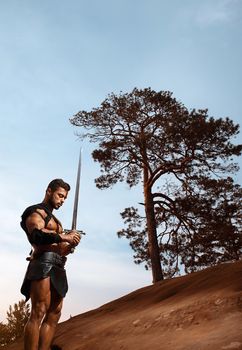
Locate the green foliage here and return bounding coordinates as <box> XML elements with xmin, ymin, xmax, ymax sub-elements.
<box><xmin>71</xmin><ymin>87</ymin><xmax>242</xmax><ymax>279</ymax></box>
<box><xmin>0</xmin><ymin>300</ymin><xmax>30</xmax><ymax>346</ymax></box>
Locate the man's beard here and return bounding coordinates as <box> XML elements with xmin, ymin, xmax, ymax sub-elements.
<box><xmin>47</xmin><ymin>196</ymin><xmax>57</xmax><ymax>210</ymax></box>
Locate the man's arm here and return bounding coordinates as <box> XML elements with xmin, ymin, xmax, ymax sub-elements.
<box><xmin>26</xmin><ymin>213</ymin><xmax>80</xmax><ymax>246</ymax></box>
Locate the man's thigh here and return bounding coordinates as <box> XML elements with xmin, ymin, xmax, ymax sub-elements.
<box><xmin>30</xmin><ymin>277</ymin><xmax>51</xmax><ymax>310</ymax></box>
<box><xmin>41</xmin><ymin>283</ymin><xmax>63</xmax><ymax>324</ymax></box>
<box><xmin>49</xmin><ymin>284</ymin><xmax>63</xmax><ymax>314</ymax></box>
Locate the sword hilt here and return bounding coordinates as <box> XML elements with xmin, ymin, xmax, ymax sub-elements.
<box><xmin>63</xmin><ymin>229</ymin><xmax>86</xmax><ymax>254</ymax></box>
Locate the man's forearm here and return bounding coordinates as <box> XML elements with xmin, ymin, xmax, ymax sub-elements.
<box><xmin>28</xmin><ymin>229</ymin><xmax>62</xmax><ymax>245</ymax></box>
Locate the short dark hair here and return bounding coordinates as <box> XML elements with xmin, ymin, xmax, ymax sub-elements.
<box><xmin>47</xmin><ymin>179</ymin><xmax>71</xmax><ymax>192</ymax></box>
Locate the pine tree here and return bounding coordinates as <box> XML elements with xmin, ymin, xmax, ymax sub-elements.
<box><xmin>6</xmin><ymin>300</ymin><xmax>30</xmax><ymax>342</ymax></box>
<box><xmin>0</xmin><ymin>322</ymin><xmax>10</xmax><ymax>347</ymax></box>
<box><xmin>0</xmin><ymin>300</ymin><xmax>30</xmax><ymax>346</ymax></box>
<box><xmin>71</xmin><ymin>87</ymin><xmax>242</xmax><ymax>281</ymax></box>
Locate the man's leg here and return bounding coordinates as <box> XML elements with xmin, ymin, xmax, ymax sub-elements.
<box><xmin>38</xmin><ymin>284</ymin><xmax>63</xmax><ymax>350</ymax></box>
<box><xmin>24</xmin><ymin>278</ymin><xmax>51</xmax><ymax>350</ymax></box>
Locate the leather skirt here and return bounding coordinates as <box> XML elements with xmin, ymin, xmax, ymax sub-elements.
<box><xmin>21</xmin><ymin>252</ymin><xmax>68</xmax><ymax>301</ymax></box>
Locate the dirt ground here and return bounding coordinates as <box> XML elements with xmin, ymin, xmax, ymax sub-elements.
<box><xmin>4</xmin><ymin>260</ymin><xmax>242</xmax><ymax>350</ymax></box>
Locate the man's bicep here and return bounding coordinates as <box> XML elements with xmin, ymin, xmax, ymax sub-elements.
<box><xmin>25</xmin><ymin>213</ymin><xmax>45</xmax><ymax>234</ymax></box>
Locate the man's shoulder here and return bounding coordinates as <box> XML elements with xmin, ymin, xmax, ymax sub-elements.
<box><xmin>22</xmin><ymin>203</ymin><xmax>45</xmax><ymax>217</ymax></box>
<box><xmin>21</xmin><ymin>203</ymin><xmax>51</xmax><ymax>224</ymax></box>
<box><xmin>21</xmin><ymin>204</ymin><xmax>44</xmax><ymax>231</ymax></box>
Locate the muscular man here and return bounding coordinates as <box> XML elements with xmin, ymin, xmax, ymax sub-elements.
<box><xmin>20</xmin><ymin>179</ymin><xmax>81</xmax><ymax>350</ymax></box>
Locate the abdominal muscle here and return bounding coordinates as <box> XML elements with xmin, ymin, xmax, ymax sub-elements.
<box><xmin>33</xmin><ymin>241</ymin><xmax>72</xmax><ymax>257</ymax></box>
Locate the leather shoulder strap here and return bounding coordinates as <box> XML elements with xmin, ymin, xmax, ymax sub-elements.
<box><xmin>20</xmin><ymin>203</ymin><xmax>53</xmax><ymax>232</ymax></box>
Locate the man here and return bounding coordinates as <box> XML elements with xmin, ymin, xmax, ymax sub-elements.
<box><xmin>20</xmin><ymin>179</ymin><xmax>81</xmax><ymax>350</ymax></box>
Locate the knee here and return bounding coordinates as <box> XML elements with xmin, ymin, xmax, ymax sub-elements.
<box><xmin>46</xmin><ymin>304</ymin><xmax>62</xmax><ymax>325</ymax></box>
<box><xmin>51</xmin><ymin>303</ymin><xmax>62</xmax><ymax>321</ymax></box>
<box><xmin>30</xmin><ymin>302</ymin><xmax>47</xmax><ymax>323</ymax></box>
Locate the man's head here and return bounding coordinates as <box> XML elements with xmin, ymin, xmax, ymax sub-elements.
<box><xmin>45</xmin><ymin>178</ymin><xmax>71</xmax><ymax>210</ymax></box>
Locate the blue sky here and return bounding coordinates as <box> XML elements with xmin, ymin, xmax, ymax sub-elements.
<box><xmin>0</xmin><ymin>0</ymin><xmax>241</xmax><ymax>322</ymax></box>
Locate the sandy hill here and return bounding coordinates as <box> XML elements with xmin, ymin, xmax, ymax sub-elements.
<box><xmin>5</xmin><ymin>260</ymin><xmax>242</xmax><ymax>350</ymax></box>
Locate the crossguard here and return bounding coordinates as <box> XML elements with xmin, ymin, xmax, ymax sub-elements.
<box><xmin>63</xmin><ymin>229</ymin><xmax>86</xmax><ymax>235</ymax></box>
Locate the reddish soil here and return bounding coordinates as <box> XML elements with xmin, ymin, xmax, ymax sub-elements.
<box><xmin>4</xmin><ymin>260</ymin><xmax>242</xmax><ymax>350</ymax></box>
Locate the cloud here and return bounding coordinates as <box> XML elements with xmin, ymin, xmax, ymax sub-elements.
<box><xmin>186</xmin><ymin>0</ymin><xmax>241</xmax><ymax>27</ymax></box>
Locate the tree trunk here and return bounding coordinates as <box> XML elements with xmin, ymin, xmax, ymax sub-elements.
<box><xmin>144</xmin><ymin>185</ymin><xmax>164</xmax><ymax>282</ymax></box>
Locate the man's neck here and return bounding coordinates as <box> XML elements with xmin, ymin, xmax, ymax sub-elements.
<box><xmin>41</xmin><ymin>201</ymin><xmax>54</xmax><ymax>213</ymax></box>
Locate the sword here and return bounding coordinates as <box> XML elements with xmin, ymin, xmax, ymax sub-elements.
<box><xmin>65</xmin><ymin>148</ymin><xmax>85</xmax><ymax>248</ymax></box>
<box><xmin>72</xmin><ymin>147</ymin><xmax>82</xmax><ymax>232</ymax></box>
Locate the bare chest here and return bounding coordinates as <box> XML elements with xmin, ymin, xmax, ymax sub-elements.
<box><xmin>46</xmin><ymin>217</ymin><xmax>62</xmax><ymax>233</ymax></box>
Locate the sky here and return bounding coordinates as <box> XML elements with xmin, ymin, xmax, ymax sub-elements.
<box><xmin>0</xmin><ymin>0</ymin><xmax>242</xmax><ymax>322</ymax></box>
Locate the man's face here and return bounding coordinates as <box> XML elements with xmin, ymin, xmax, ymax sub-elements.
<box><xmin>47</xmin><ymin>187</ymin><xmax>68</xmax><ymax>210</ymax></box>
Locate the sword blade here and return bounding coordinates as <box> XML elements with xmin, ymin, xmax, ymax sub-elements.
<box><xmin>71</xmin><ymin>148</ymin><xmax>82</xmax><ymax>230</ymax></box>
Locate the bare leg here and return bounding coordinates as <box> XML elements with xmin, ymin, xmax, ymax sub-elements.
<box><xmin>39</xmin><ymin>285</ymin><xmax>63</xmax><ymax>350</ymax></box>
<box><xmin>24</xmin><ymin>278</ymin><xmax>51</xmax><ymax>350</ymax></box>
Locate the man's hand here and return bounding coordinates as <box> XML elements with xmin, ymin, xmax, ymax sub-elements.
<box><xmin>59</xmin><ymin>230</ymin><xmax>81</xmax><ymax>246</ymax></box>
